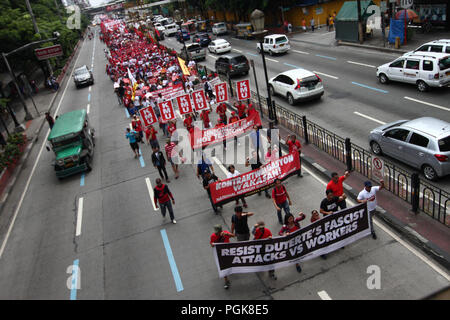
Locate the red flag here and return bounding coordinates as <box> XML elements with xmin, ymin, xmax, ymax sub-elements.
<box><xmin>176</xmin><ymin>94</ymin><xmax>194</xmax><ymax>115</ymax></box>
<box><xmin>215</xmin><ymin>82</ymin><xmax>228</xmax><ymax>103</ymax></box>
<box><xmin>158</xmin><ymin>100</ymin><xmax>176</xmax><ymax>122</ymax></box>
<box><xmin>139</xmin><ymin>106</ymin><xmax>158</xmax><ymax>126</ymax></box>
<box><xmin>236</xmin><ymin>79</ymin><xmax>250</xmax><ymax>101</ymax></box>
<box><xmin>192</xmin><ymin>90</ymin><xmax>208</xmax><ymax>111</ymax></box>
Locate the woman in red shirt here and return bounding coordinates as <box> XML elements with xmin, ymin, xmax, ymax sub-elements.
<box><xmin>210</xmin><ymin>224</ymin><xmax>236</xmax><ymax>289</ymax></box>
<box><xmin>252</xmin><ymin>221</ymin><xmax>277</xmax><ymax>280</ymax></box>
<box><xmin>279</xmin><ymin>212</ymin><xmax>306</xmax><ymax>273</ymax></box>
<box><xmin>132</xmin><ymin>115</ymin><xmax>143</xmax><ymax>142</ymax></box>
<box><xmin>287</xmin><ymin>134</ymin><xmax>302</xmax><ymax>177</ymax></box>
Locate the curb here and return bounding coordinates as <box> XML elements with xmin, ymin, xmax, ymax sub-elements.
<box><xmin>0</xmin><ymin>38</ymin><xmax>84</xmax><ymax>215</ymax></box>
<box><xmin>337</xmin><ymin>40</ymin><xmax>408</xmax><ymax>54</ymax></box>
<box><xmin>224</xmin><ymin>102</ymin><xmax>450</xmax><ymax>271</ymax></box>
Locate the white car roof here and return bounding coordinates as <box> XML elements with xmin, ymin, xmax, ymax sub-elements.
<box><xmin>213</xmin><ymin>39</ymin><xmax>228</xmax><ymax>44</ymax></box>
<box><xmin>264</xmin><ymin>34</ymin><xmax>288</xmax><ymax>39</ymax></box>
<box><xmin>280</xmin><ymin>68</ymin><xmax>315</xmax><ymax>79</ymax></box>
<box><xmin>403</xmin><ymin>52</ymin><xmax>450</xmax><ymax>59</ymax></box>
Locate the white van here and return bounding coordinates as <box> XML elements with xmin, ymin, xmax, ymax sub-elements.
<box><xmin>212</xmin><ymin>22</ymin><xmax>227</xmax><ymax>35</ymax></box>
<box><xmin>256</xmin><ymin>34</ymin><xmax>290</xmax><ymax>55</ymax></box>
<box><xmin>377</xmin><ymin>52</ymin><xmax>450</xmax><ymax>92</ymax></box>
<box><xmin>406</xmin><ymin>39</ymin><xmax>450</xmax><ymax>55</ymax></box>
<box><xmin>164</xmin><ymin>23</ymin><xmax>179</xmax><ymax>36</ymax></box>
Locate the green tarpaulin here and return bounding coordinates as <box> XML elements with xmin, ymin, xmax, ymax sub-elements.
<box><xmin>336</xmin><ymin>1</ymin><xmax>375</xmax><ymax>22</ymax></box>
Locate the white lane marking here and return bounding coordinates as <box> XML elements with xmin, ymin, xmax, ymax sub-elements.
<box><xmin>232</xmin><ymin>49</ymin><xmax>243</xmax><ymax>53</ymax></box>
<box><xmin>89</xmin><ymin>86</ymin><xmax>92</xmax><ymax>92</ymax></box>
<box><xmin>347</xmin><ymin>60</ymin><xmax>376</xmax><ymax>68</ymax></box>
<box><xmin>145</xmin><ymin>177</ymin><xmax>158</xmax><ymax>211</ymax></box>
<box><xmin>353</xmin><ymin>111</ymin><xmax>386</xmax><ymax>125</ymax></box>
<box><xmin>404</xmin><ymin>96</ymin><xmax>450</xmax><ymax>112</ymax></box>
<box><xmin>260</xmin><ymin>134</ymin><xmax>450</xmax><ymax>282</ymax></box>
<box><xmin>76</xmin><ymin>197</ymin><xmax>84</xmax><ymax>236</ymax></box>
<box><xmin>318</xmin><ymin>290</ymin><xmax>332</xmax><ymax>300</ymax></box>
<box><xmin>0</xmin><ymin>39</ymin><xmax>86</xmax><ymax>259</ymax></box>
<box><xmin>207</xmin><ymin>54</ymin><xmax>217</xmax><ymax>60</ymax></box>
<box><xmin>313</xmin><ymin>71</ymin><xmax>339</xmax><ymax>79</ymax></box>
<box><xmin>212</xmin><ymin>156</ymin><xmax>228</xmax><ymax>176</ymax></box>
<box><xmin>266</xmin><ymin>57</ymin><xmax>279</xmax><ymax>63</ymax></box>
<box><xmin>293</xmin><ymin>50</ymin><xmax>309</xmax><ymax>55</ymax></box>
<box><xmin>86</xmin><ymin>103</ymin><xmax>90</xmax><ymax>114</ymax></box>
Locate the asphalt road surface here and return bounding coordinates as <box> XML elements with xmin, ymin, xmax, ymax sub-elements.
<box><xmin>0</xmin><ymin>29</ymin><xmax>448</xmax><ymax>300</ymax></box>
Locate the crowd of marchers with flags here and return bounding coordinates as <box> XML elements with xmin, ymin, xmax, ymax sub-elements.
<box><xmin>98</xmin><ymin>17</ymin><xmax>381</xmax><ymax>290</ymax></box>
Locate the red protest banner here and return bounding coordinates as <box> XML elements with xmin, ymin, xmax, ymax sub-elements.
<box><xmin>158</xmin><ymin>100</ymin><xmax>176</xmax><ymax>122</ymax></box>
<box><xmin>34</xmin><ymin>45</ymin><xmax>63</xmax><ymax>60</ymax></box>
<box><xmin>192</xmin><ymin>90</ymin><xmax>208</xmax><ymax>111</ymax></box>
<box><xmin>236</xmin><ymin>79</ymin><xmax>250</xmax><ymax>101</ymax></box>
<box><xmin>210</xmin><ymin>152</ymin><xmax>301</xmax><ymax>206</ymax></box>
<box><xmin>190</xmin><ymin>110</ymin><xmax>262</xmax><ymax>149</ymax></box>
<box><xmin>176</xmin><ymin>94</ymin><xmax>194</xmax><ymax>115</ymax></box>
<box><xmin>139</xmin><ymin>106</ymin><xmax>158</xmax><ymax>126</ymax></box>
<box><xmin>215</xmin><ymin>82</ymin><xmax>228</xmax><ymax>103</ymax></box>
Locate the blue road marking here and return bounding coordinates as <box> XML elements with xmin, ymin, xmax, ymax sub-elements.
<box><xmin>139</xmin><ymin>148</ymin><xmax>145</xmax><ymax>168</ymax></box>
<box><xmin>246</xmin><ymin>52</ymin><xmax>258</xmax><ymax>57</ymax></box>
<box><xmin>284</xmin><ymin>62</ymin><xmax>301</xmax><ymax>69</ymax></box>
<box><xmin>160</xmin><ymin>229</ymin><xmax>184</xmax><ymax>292</ymax></box>
<box><xmin>351</xmin><ymin>81</ymin><xmax>389</xmax><ymax>94</ymax></box>
<box><xmin>87</xmin><ymin>93</ymin><xmax>91</xmax><ymax>102</ymax></box>
<box><xmin>70</xmin><ymin>259</ymin><xmax>79</xmax><ymax>300</ymax></box>
<box><xmin>80</xmin><ymin>173</ymin><xmax>85</xmax><ymax>186</ymax></box>
<box><xmin>315</xmin><ymin>54</ymin><xmax>337</xmax><ymax>60</ymax></box>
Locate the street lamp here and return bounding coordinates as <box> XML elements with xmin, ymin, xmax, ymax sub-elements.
<box><xmin>250</xmin><ymin>9</ymin><xmax>276</xmax><ymax>123</ymax></box>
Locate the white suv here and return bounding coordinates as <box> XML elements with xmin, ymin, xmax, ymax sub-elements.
<box><xmin>257</xmin><ymin>34</ymin><xmax>290</xmax><ymax>56</ymax></box>
<box><xmin>377</xmin><ymin>52</ymin><xmax>450</xmax><ymax>92</ymax></box>
<box><xmin>406</xmin><ymin>39</ymin><xmax>450</xmax><ymax>55</ymax></box>
<box><xmin>164</xmin><ymin>23</ymin><xmax>179</xmax><ymax>36</ymax></box>
<box><xmin>269</xmin><ymin>69</ymin><xmax>324</xmax><ymax>105</ymax></box>
<box><xmin>212</xmin><ymin>22</ymin><xmax>227</xmax><ymax>35</ymax></box>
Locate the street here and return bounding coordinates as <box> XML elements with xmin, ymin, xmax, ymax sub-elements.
<box><xmin>0</xmin><ymin>29</ymin><xmax>448</xmax><ymax>300</ymax></box>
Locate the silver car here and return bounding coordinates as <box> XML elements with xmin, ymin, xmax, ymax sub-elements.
<box><xmin>369</xmin><ymin>117</ymin><xmax>450</xmax><ymax>181</ymax></box>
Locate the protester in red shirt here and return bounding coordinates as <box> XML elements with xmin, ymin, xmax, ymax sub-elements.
<box><xmin>183</xmin><ymin>114</ymin><xmax>193</xmax><ymax>130</ymax></box>
<box><xmin>216</xmin><ymin>103</ymin><xmax>228</xmax><ymax>124</ymax></box>
<box><xmin>200</xmin><ymin>109</ymin><xmax>210</xmax><ymax>129</ymax></box>
<box><xmin>278</xmin><ymin>212</ymin><xmax>306</xmax><ymax>272</ymax></box>
<box><xmin>210</xmin><ymin>224</ymin><xmax>236</xmax><ymax>289</ymax></box>
<box><xmin>236</xmin><ymin>102</ymin><xmax>247</xmax><ymax>119</ymax></box>
<box><xmin>144</xmin><ymin>125</ymin><xmax>159</xmax><ymax>149</ymax></box>
<box><xmin>153</xmin><ymin>178</ymin><xmax>176</xmax><ymax>224</ymax></box>
<box><xmin>215</xmin><ymin>118</ymin><xmax>226</xmax><ymax>149</ymax></box>
<box><xmin>287</xmin><ymin>134</ymin><xmax>302</xmax><ymax>177</ymax></box>
<box><xmin>167</xmin><ymin>120</ymin><xmax>177</xmax><ymax>137</ymax></box>
<box><xmin>229</xmin><ymin>111</ymin><xmax>240</xmax><ymax>146</ymax></box>
<box><xmin>326</xmin><ymin>171</ymin><xmax>350</xmax><ymax>209</ymax></box>
<box><xmin>247</xmin><ymin>102</ymin><xmax>258</xmax><ymax>118</ymax></box>
<box><xmin>165</xmin><ymin>139</ymin><xmax>179</xmax><ymax>179</ymax></box>
<box><xmin>272</xmin><ymin>178</ymin><xmax>292</xmax><ymax>224</ymax></box>
<box><xmin>252</xmin><ymin>221</ymin><xmax>277</xmax><ymax>280</ymax></box>
<box><xmin>132</xmin><ymin>115</ymin><xmax>143</xmax><ymax>142</ymax></box>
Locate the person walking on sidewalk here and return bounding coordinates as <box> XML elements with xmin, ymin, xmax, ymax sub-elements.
<box><xmin>231</xmin><ymin>206</ymin><xmax>254</xmax><ymax>241</ymax></box>
<box><xmin>165</xmin><ymin>138</ymin><xmax>180</xmax><ymax>179</ymax></box>
<box><xmin>357</xmin><ymin>180</ymin><xmax>384</xmax><ymax>240</ymax></box>
<box><xmin>210</xmin><ymin>225</ymin><xmax>235</xmax><ymax>289</ymax></box>
<box><xmin>310</xmin><ymin>17</ymin><xmax>315</xmax><ymax>32</ymax></box>
<box><xmin>326</xmin><ymin>171</ymin><xmax>350</xmax><ymax>209</ymax></box>
<box><xmin>252</xmin><ymin>221</ymin><xmax>277</xmax><ymax>279</ymax></box>
<box><xmin>152</xmin><ymin>146</ymin><xmax>170</xmax><ymax>182</ymax></box>
<box><xmin>153</xmin><ymin>178</ymin><xmax>176</xmax><ymax>224</ymax></box>
<box><xmin>279</xmin><ymin>212</ymin><xmax>306</xmax><ymax>273</ymax></box>
<box><xmin>272</xmin><ymin>178</ymin><xmax>292</xmax><ymax>224</ymax></box>
<box><xmin>125</xmin><ymin>127</ymin><xmax>140</xmax><ymax>158</ymax></box>
<box><xmin>45</xmin><ymin>112</ymin><xmax>55</xmax><ymax>129</ymax></box>
<box><xmin>227</xmin><ymin>165</ymin><xmax>248</xmax><ymax>208</ymax></box>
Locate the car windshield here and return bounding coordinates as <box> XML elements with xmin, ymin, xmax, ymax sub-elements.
<box><xmin>231</xmin><ymin>55</ymin><xmax>247</xmax><ymax>64</ymax></box>
<box><xmin>438</xmin><ymin>135</ymin><xmax>450</xmax><ymax>152</ymax></box>
<box><xmin>275</xmin><ymin>37</ymin><xmax>288</xmax><ymax>44</ymax></box>
<box><xmin>438</xmin><ymin>56</ymin><xmax>450</xmax><ymax>70</ymax></box>
<box><xmin>215</xmin><ymin>23</ymin><xmax>225</xmax><ymax>27</ymax></box>
<box><xmin>74</xmin><ymin>68</ymin><xmax>88</xmax><ymax>76</ymax></box>
<box><xmin>200</xmin><ymin>34</ymin><xmax>209</xmax><ymax>39</ymax></box>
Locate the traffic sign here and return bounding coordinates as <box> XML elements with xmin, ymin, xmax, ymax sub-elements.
<box><xmin>372</xmin><ymin>157</ymin><xmax>385</xmax><ymax>182</ymax></box>
<box><xmin>34</xmin><ymin>44</ymin><xmax>63</xmax><ymax>60</ymax></box>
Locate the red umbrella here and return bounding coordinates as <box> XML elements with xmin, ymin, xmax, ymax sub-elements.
<box><xmin>395</xmin><ymin>9</ymin><xmax>418</xmax><ymax>20</ymax></box>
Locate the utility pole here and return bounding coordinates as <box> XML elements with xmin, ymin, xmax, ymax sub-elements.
<box><xmin>357</xmin><ymin>0</ymin><xmax>363</xmax><ymax>44</ymax></box>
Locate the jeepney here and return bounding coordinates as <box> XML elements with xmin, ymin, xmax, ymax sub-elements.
<box><xmin>235</xmin><ymin>23</ymin><xmax>253</xmax><ymax>39</ymax></box>
<box><xmin>47</xmin><ymin>109</ymin><xmax>95</xmax><ymax>178</ymax></box>
<box><xmin>182</xmin><ymin>21</ymin><xmax>196</xmax><ymax>35</ymax></box>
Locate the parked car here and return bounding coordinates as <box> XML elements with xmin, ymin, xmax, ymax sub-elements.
<box><xmin>208</xmin><ymin>39</ymin><xmax>231</xmax><ymax>54</ymax></box>
<box><xmin>257</xmin><ymin>34</ymin><xmax>290</xmax><ymax>56</ymax></box>
<box><xmin>164</xmin><ymin>23</ymin><xmax>179</xmax><ymax>37</ymax></box>
<box><xmin>215</xmin><ymin>53</ymin><xmax>249</xmax><ymax>77</ymax></box>
<box><xmin>369</xmin><ymin>117</ymin><xmax>450</xmax><ymax>181</ymax></box>
<box><xmin>406</xmin><ymin>39</ymin><xmax>450</xmax><ymax>55</ymax></box>
<box><xmin>73</xmin><ymin>65</ymin><xmax>94</xmax><ymax>88</ymax></box>
<box><xmin>179</xmin><ymin>43</ymin><xmax>206</xmax><ymax>61</ymax></box>
<box><xmin>177</xmin><ymin>29</ymin><xmax>190</xmax><ymax>42</ymax></box>
<box><xmin>268</xmin><ymin>68</ymin><xmax>323</xmax><ymax>105</ymax></box>
<box><xmin>192</xmin><ymin>33</ymin><xmax>211</xmax><ymax>47</ymax></box>
<box><xmin>377</xmin><ymin>52</ymin><xmax>450</xmax><ymax>92</ymax></box>
<box><xmin>212</xmin><ymin>22</ymin><xmax>227</xmax><ymax>35</ymax></box>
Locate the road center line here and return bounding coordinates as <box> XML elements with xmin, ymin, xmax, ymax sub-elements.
<box><xmin>293</xmin><ymin>50</ymin><xmax>309</xmax><ymax>55</ymax></box>
<box><xmin>232</xmin><ymin>49</ymin><xmax>243</xmax><ymax>53</ymax></box>
<box><xmin>246</xmin><ymin>52</ymin><xmax>259</xmax><ymax>57</ymax></box>
<box><xmin>404</xmin><ymin>96</ymin><xmax>450</xmax><ymax>112</ymax></box>
<box><xmin>265</xmin><ymin>57</ymin><xmax>279</xmax><ymax>63</ymax></box>
<box><xmin>347</xmin><ymin>60</ymin><xmax>376</xmax><ymax>68</ymax></box>
<box><xmin>160</xmin><ymin>229</ymin><xmax>184</xmax><ymax>292</ymax></box>
<box><xmin>284</xmin><ymin>62</ymin><xmax>301</xmax><ymax>69</ymax></box>
<box><xmin>353</xmin><ymin>111</ymin><xmax>386</xmax><ymax>125</ymax></box>
<box><xmin>86</xmin><ymin>103</ymin><xmax>90</xmax><ymax>114</ymax></box>
<box><xmin>70</xmin><ymin>259</ymin><xmax>80</xmax><ymax>300</ymax></box>
<box><xmin>315</xmin><ymin>54</ymin><xmax>337</xmax><ymax>60</ymax></box>
<box><xmin>313</xmin><ymin>71</ymin><xmax>339</xmax><ymax>80</ymax></box>
<box><xmin>145</xmin><ymin>177</ymin><xmax>158</xmax><ymax>211</ymax></box>
<box><xmin>318</xmin><ymin>290</ymin><xmax>332</xmax><ymax>300</ymax></box>
<box><xmin>76</xmin><ymin>197</ymin><xmax>84</xmax><ymax>236</ymax></box>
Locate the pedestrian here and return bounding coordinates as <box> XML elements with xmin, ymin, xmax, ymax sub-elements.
<box><xmin>200</xmin><ymin>109</ymin><xmax>211</xmax><ymax>129</ymax></box>
<box><xmin>326</xmin><ymin>171</ymin><xmax>350</xmax><ymax>209</ymax></box>
<box><xmin>320</xmin><ymin>189</ymin><xmax>347</xmax><ymax>216</ymax></box>
<box><xmin>329</xmin><ymin>15</ymin><xmax>334</xmax><ymax>31</ymax></box>
<box><xmin>252</xmin><ymin>221</ymin><xmax>276</xmax><ymax>279</ymax></box>
<box><xmin>167</xmin><ymin>119</ymin><xmax>177</xmax><ymax>137</ymax></box>
<box><xmin>229</xmin><ymin>111</ymin><xmax>240</xmax><ymax>146</ymax></box>
<box><xmin>125</xmin><ymin>127</ymin><xmax>140</xmax><ymax>158</ymax></box>
<box><xmin>227</xmin><ymin>165</ymin><xmax>248</xmax><ymax>208</ymax></box>
<box><xmin>272</xmin><ymin>178</ymin><xmax>292</xmax><ymax>224</ymax></box>
<box><xmin>203</xmin><ymin>170</ymin><xmax>221</xmax><ymax>213</ymax></box>
<box><xmin>326</xmin><ymin>15</ymin><xmax>330</xmax><ymax>31</ymax></box>
<box><xmin>132</xmin><ymin>115</ymin><xmax>144</xmax><ymax>142</ymax></box>
<box><xmin>245</xmin><ymin>151</ymin><xmax>270</xmax><ymax>198</ymax></box>
<box><xmin>165</xmin><ymin>138</ymin><xmax>180</xmax><ymax>179</ymax></box>
<box><xmin>302</xmin><ymin>18</ymin><xmax>307</xmax><ymax>32</ymax></box>
<box><xmin>279</xmin><ymin>212</ymin><xmax>306</xmax><ymax>272</ymax></box>
<box><xmin>286</xmin><ymin>134</ymin><xmax>302</xmax><ymax>177</ymax></box>
<box><xmin>183</xmin><ymin>114</ymin><xmax>193</xmax><ymax>130</ymax></box>
<box><xmin>151</xmin><ymin>146</ymin><xmax>170</xmax><ymax>182</ymax></box>
<box><xmin>216</xmin><ymin>102</ymin><xmax>228</xmax><ymax>124</ymax></box>
<box><xmin>153</xmin><ymin>178</ymin><xmax>176</xmax><ymax>224</ymax></box>
<box><xmin>288</xmin><ymin>22</ymin><xmax>292</xmax><ymax>33</ymax></box>
<box><xmin>310</xmin><ymin>17</ymin><xmax>315</xmax><ymax>32</ymax></box>
<box><xmin>310</xmin><ymin>209</ymin><xmax>320</xmax><ymax>223</ymax></box>
<box><xmin>250</xmin><ymin>125</ymin><xmax>264</xmax><ymax>162</ymax></box>
<box><xmin>117</xmin><ymin>81</ymin><xmax>125</xmax><ymax>106</ymax></box>
<box><xmin>236</xmin><ymin>101</ymin><xmax>247</xmax><ymax>119</ymax></box>
<box><xmin>231</xmin><ymin>206</ymin><xmax>254</xmax><ymax>241</ymax></box>
<box><xmin>210</xmin><ymin>225</ymin><xmax>235</xmax><ymax>289</ymax></box>
<box><xmin>357</xmin><ymin>180</ymin><xmax>385</xmax><ymax>240</ymax></box>
<box><xmin>197</xmin><ymin>153</ymin><xmax>214</xmax><ymax>179</ymax></box>
<box><xmin>145</xmin><ymin>125</ymin><xmax>159</xmax><ymax>149</ymax></box>
<box><xmin>203</xmin><ymin>77</ymin><xmax>214</xmax><ymax>99</ymax></box>
<box><xmin>45</xmin><ymin>112</ymin><xmax>55</xmax><ymax>129</ymax></box>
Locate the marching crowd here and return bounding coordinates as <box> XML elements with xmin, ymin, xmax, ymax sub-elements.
<box><xmin>98</xmin><ymin>19</ymin><xmax>382</xmax><ymax>290</ymax></box>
